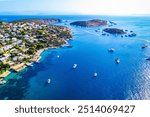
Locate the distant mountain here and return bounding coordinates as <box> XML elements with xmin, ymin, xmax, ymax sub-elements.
<box><xmin>0</xmin><ymin>12</ymin><xmax>19</xmax><ymax>15</ymax></box>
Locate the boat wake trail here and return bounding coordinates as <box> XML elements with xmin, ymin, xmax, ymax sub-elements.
<box><xmin>81</xmin><ymin>29</ymin><xmax>100</xmax><ymax>36</ymax></box>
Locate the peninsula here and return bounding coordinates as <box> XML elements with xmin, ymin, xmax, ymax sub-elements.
<box><xmin>0</xmin><ymin>18</ymin><xmax>72</xmax><ymax>83</ymax></box>
<box><xmin>70</xmin><ymin>19</ymin><xmax>108</xmax><ymax>27</ymax></box>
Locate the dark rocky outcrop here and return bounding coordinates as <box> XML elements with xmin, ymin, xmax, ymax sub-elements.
<box><xmin>103</xmin><ymin>28</ymin><xmax>126</xmax><ymax>34</ymax></box>
<box><xmin>70</xmin><ymin>19</ymin><xmax>107</xmax><ymax>27</ymax></box>
<box><xmin>128</xmin><ymin>33</ymin><xmax>136</xmax><ymax>37</ymax></box>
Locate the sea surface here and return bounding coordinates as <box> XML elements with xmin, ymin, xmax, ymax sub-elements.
<box><xmin>0</xmin><ymin>15</ymin><xmax>150</xmax><ymax>100</ymax></box>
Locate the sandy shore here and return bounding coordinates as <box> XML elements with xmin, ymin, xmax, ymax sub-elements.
<box><xmin>11</xmin><ymin>63</ymin><xmax>27</xmax><ymax>72</ymax></box>
<box><xmin>31</xmin><ymin>48</ymin><xmax>46</xmax><ymax>62</ymax></box>
<box><xmin>0</xmin><ymin>43</ymin><xmax>70</xmax><ymax>79</ymax></box>
<box><xmin>0</xmin><ymin>71</ymin><xmax>11</xmax><ymax>78</ymax></box>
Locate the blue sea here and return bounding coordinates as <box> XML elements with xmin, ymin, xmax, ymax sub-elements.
<box><xmin>0</xmin><ymin>15</ymin><xmax>150</xmax><ymax>100</ymax></box>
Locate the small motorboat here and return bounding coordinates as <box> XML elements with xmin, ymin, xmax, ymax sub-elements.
<box><xmin>57</xmin><ymin>55</ymin><xmax>60</xmax><ymax>58</ymax></box>
<box><xmin>146</xmin><ymin>57</ymin><xmax>150</xmax><ymax>61</ymax></box>
<box><xmin>0</xmin><ymin>80</ymin><xmax>6</xmax><ymax>85</ymax></box>
<box><xmin>141</xmin><ymin>45</ymin><xmax>148</xmax><ymax>49</ymax></box>
<box><xmin>94</xmin><ymin>73</ymin><xmax>98</xmax><ymax>77</ymax></box>
<box><xmin>26</xmin><ymin>62</ymin><xmax>33</xmax><ymax>67</ymax></box>
<box><xmin>47</xmin><ymin>79</ymin><xmax>51</xmax><ymax>84</ymax></box>
<box><xmin>108</xmin><ymin>48</ymin><xmax>115</xmax><ymax>53</ymax></box>
<box><xmin>73</xmin><ymin>64</ymin><xmax>77</xmax><ymax>69</ymax></box>
<box><xmin>115</xmin><ymin>58</ymin><xmax>120</xmax><ymax>64</ymax></box>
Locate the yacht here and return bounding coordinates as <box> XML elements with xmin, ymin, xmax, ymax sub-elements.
<box><xmin>26</xmin><ymin>62</ymin><xmax>33</xmax><ymax>67</ymax></box>
<box><xmin>94</xmin><ymin>73</ymin><xmax>98</xmax><ymax>77</ymax></box>
<box><xmin>47</xmin><ymin>79</ymin><xmax>51</xmax><ymax>84</ymax></box>
<box><xmin>0</xmin><ymin>80</ymin><xmax>6</xmax><ymax>85</ymax></box>
<box><xmin>73</xmin><ymin>64</ymin><xmax>77</xmax><ymax>69</ymax></box>
<box><xmin>108</xmin><ymin>48</ymin><xmax>115</xmax><ymax>52</ymax></box>
<box><xmin>115</xmin><ymin>58</ymin><xmax>120</xmax><ymax>64</ymax></box>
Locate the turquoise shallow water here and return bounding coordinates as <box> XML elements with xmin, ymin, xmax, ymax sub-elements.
<box><xmin>0</xmin><ymin>15</ymin><xmax>150</xmax><ymax>100</ymax></box>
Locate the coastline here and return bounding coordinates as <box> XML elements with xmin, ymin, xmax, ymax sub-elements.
<box><xmin>0</xmin><ymin>48</ymin><xmax>45</xmax><ymax>83</ymax></box>
<box><xmin>0</xmin><ymin>71</ymin><xmax>11</xmax><ymax>79</ymax></box>
<box><xmin>0</xmin><ymin>40</ymin><xmax>71</xmax><ymax>84</ymax></box>
<box><xmin>0</xmin><ymin>15</ymin><xmax>150</xmax><ymax>100</ymax></box>
<box><xmin>0</xmin><ymin>17</ymin><xmax>72</xmax><ymax>85</ymax></box>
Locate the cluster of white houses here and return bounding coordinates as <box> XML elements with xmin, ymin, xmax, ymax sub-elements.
<box><xmin>0</xmin><ymin>20</ymin><xmax>71</xmax><ymax>67</ymax></box>
<box><xmin>0</xmin><ymin>22</ymin><xmax>45</xmax><ymax>64</ymax></box>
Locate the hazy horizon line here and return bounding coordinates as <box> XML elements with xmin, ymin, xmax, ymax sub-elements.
<box><xmin>0</xmin><ymin>11</ymin><xmax>150</xmax><ymax>17</ymax></box>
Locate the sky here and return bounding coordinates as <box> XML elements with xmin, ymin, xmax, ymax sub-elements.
<box><xmin>0</xmin><ymin>0</ymin><xmax>150</xmax><ymax>15</ymax></box>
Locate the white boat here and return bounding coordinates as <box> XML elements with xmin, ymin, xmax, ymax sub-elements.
<box><xmin>0</xmin><ymin>80</ymin><xmax>6</xmax><ymax>85</ymax></box>
<box><xmin>47</xmin><ymin>79</ymin><xmax>51</xmax><ymax>84</ymax></box>
<box><xmin>57</xmin><ymin>55</ymin><xmax>60</xmax><ymax>58</ymax></box>
<box><xmin>73</xmin><ymin>64</ymin><xmax>77</xmax><ymax>69</ymax></box>
<box><xmin>108</xmin><ymin>48</ymin><xmax>115</xmax><ymax>52</ymax></box>
<box><xmin>115</xmin><ymin>58</ymin><xmax>120</xmax><ymax>64</ymax></box>
<box><xmin>94</xmin><ymin>73</ymin><xmax>98</xmax><ymax>77</ymax></box>
<box><xmin>26</xmin><ymin>62</ymin><xmax>33</xmax><ymax>67</ymax></box>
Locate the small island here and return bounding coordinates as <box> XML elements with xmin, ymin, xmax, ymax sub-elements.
<box><xmin>0</xmin><ymin>18</ymin><xmax>72</xmax><ymax>82</ymax></box>
<box><xmin>103</xmin><ymin>28</ymin><xmax>126</xmax><ymax>34</ymax></box>
<box><xmin>102</xmin><ymin>28</ymin><xmax>137</xmax><ymax>37</ymax></box>
<box><xmin>70</xmin><ymin>19</ymin><xmax>107</xmax><ymax>27</ymax></box>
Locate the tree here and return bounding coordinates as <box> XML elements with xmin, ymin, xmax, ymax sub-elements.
<box><xmin>27</xmin><ymin>47</ymin><xmax>35</xmax><ymax>55</ymax></box>
<box><xmin>0</xmin><ymin>62</ymin><xmax>10</xmax><ymax>74</ymax></box>
<box><xmin>36</xmin><ymin>43</ymin><xmax>45</xmax><ymax>50</ymax></box>
<box><xmin>10</xmin><ymin>52</ymin><xmax>18</xmax><ymax>58</ymax></box>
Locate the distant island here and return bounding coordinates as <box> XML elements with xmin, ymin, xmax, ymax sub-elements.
<box><xmin>70</xmin><ymin>19</ymin><xmax>108</xmax><ymax>27</ymax></box>
<box><xmin>102</xmin><ymin>28</ymin><xmax>137</xmax><ymax>37</ymax></box>
<box><xmin>103</xmin><ymin>28</ymin><xmax>126</xmax><ymax>34</ymax></box>
<box><xmin>0</xmin><ymin>18</ymin><xmax>72</xmax><ymax>83</ymax></box>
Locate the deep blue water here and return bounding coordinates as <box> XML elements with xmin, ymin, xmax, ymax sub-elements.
<box><xmin>0</xmin><ymin>15</ymin><xmax>150</xmax><ymax>100</ymax></box>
